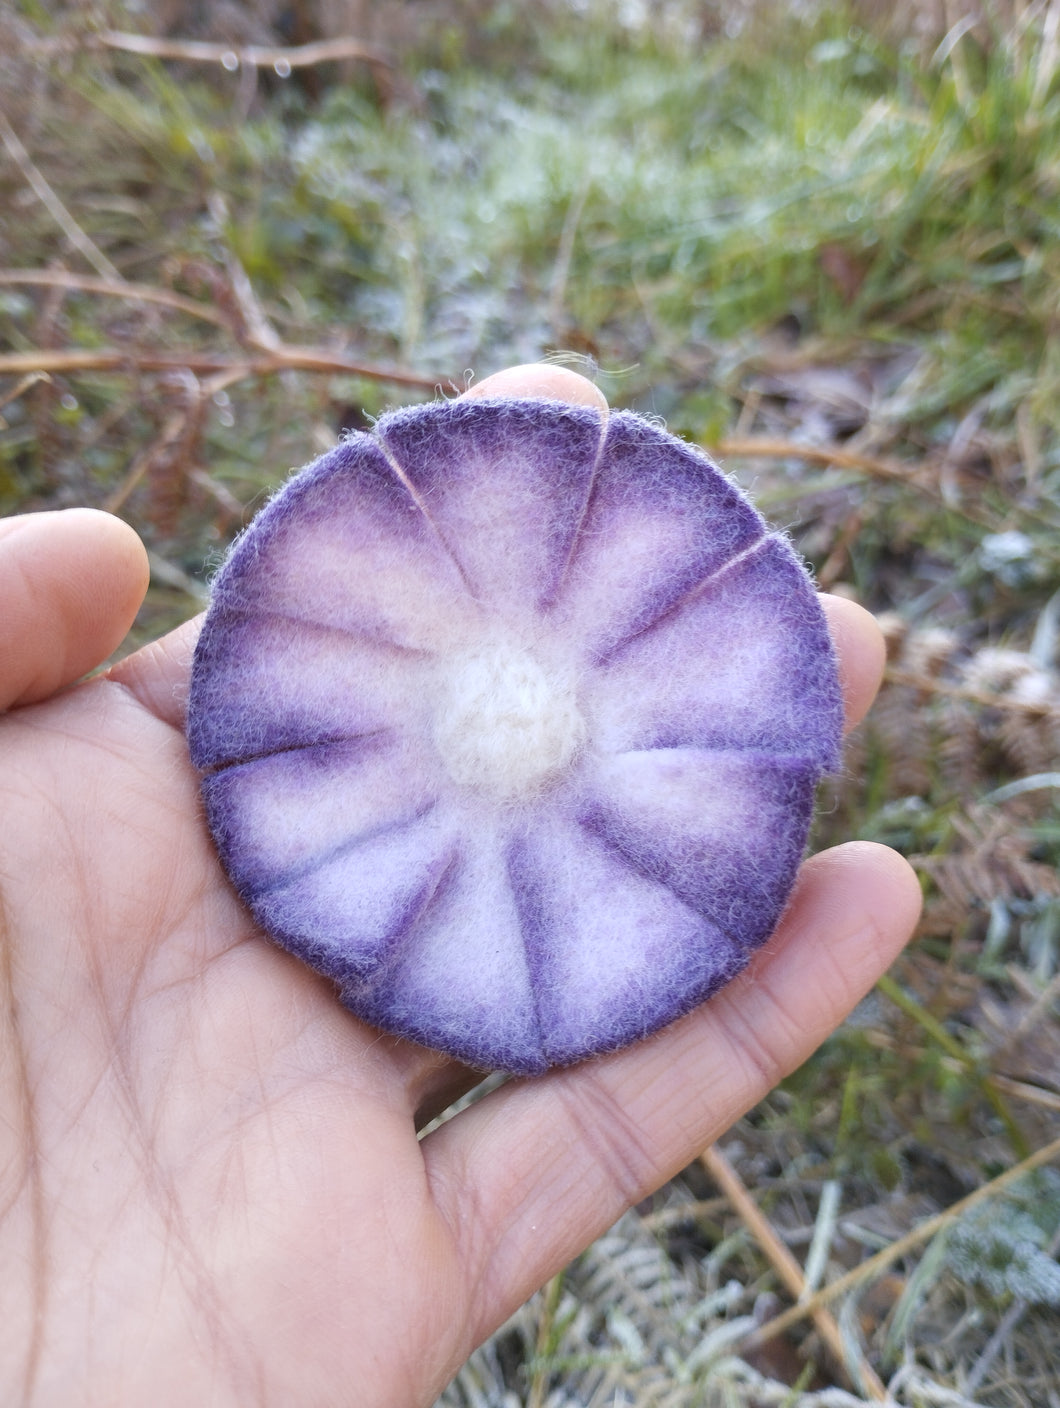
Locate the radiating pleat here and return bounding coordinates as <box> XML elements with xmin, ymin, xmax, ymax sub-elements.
<box><xmin>585</xmin><ymin>536</ymin><xmax>842</xmax><ymax>769</ymax></box>
<box><xmin>345</xmin><ymin>826</ymin><xmax>544</xmax><ymax>1073</ymax></box>
<box><xmin>253</xmin><ymin>811</ymin><xmax>460</xmax><ymax>986</ymax></box>
<box><xmin>550</xmin><ymin>411</ymin><xmax>765</xmax><ymax>664</ymax></box>
<box><xmin>582</xmin><ymin>747</ymin><xmax>818</xmax><ymax>948</ymax></box>
<box><xmin>379</xmin><ymin>399</ymin><xmax>603</xmax><ymax>625</ymax></box>
<box><xmin>188</xmin><ymin>609</ymin><xmax>430</xmax><ymax>771</ymax></box>
<box><xmin>202</xmin><ymin>734</ymin><xmax>443</xmax><ymax>894</ymax></box>
<box><xmin>210</xmin><ymin>433</ymin><xmax>485</xmax><ymax>654</ymax></box>
<box><xmin>510</xmin><ymin>814</ymin><xmax>747</xmax><ymax>1067</ymax></box>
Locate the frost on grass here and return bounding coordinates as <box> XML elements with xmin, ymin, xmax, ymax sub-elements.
<box><xmin>187</xmin><ymin>397</ymin><xmax>841</xmax><ymax>1072</ymax></box>
<box><xmin>946</xmin><ymin>1169</ymin><xmax>1060</xmax><ymax>1307</ymax></box>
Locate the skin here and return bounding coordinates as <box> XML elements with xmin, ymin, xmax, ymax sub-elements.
<box><xmin>0</xmin><ymin>366</ymin><xmax>921</xmax><ymax>1407</ymax></box>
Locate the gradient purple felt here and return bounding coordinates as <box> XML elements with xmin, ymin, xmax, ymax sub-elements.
<box><xmin>187</xmin><ymin>396</ymin><xmax>843</xmax><ymax>1075</ymax></box>
<box><xmin>509</xmin><ymin>814</ymin><xmax>747</xmax><ymax>1068</ymax></box>
<box><xmin>551</xmin><ymin>410</ymin><xmax>767</xmax><ymax>662</ymax></box>
<box><xmin>378</xmin><ymin>399</ymin><xmax>601</xmax><ymax>622</ymax></box>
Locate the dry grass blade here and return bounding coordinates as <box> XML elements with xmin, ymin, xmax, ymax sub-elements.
<box><xmin>0</xmin><ymin>111</ymin><xmax>121</xmax><ymax>282</ymax></box>
<box><xmin>0</xmin><ymin>370</ymin><xmax>48</xmax><ymax>415</ymax></box>
<box><xmin>701</xmin><ymin>1145</ymin><xmax>888</xmax><ymax>1400</ymax></box>
<box><xmin>741</xmin><ymin>1135</ymin><xmax>1060</xmax><ymax>1358</ymax></box>
<box><xmin>712</xmin><ymin>436</ymin><xmax>940</xmax><ymax>498</ymax></box>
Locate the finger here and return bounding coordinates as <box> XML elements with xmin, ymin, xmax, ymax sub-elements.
<box><xmin>820</xmin><ymin>594</ymin><xmax>886</xmax><ymax>733</ymax></box>
<box><xmin>462</xmin><ymin>362</ymin><xmax>609</xmax><ymax>411</ymax></box>
<box><xmin>423</xmin><ymin>841</ymin><xmax>921</xmax><ymax>1344</ymax></box>
<box><xmin>105</xmin><ymin>613</ymin><xmax>202</xmax><ymax>729</ymax></box>
<box><xmin>0</xmin><ymin>509</ymin><xmax>149</xmax><ymax>711</ymax></box>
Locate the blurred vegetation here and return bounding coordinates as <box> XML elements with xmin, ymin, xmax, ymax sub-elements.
<box><xmin>2</xmin><ymin>0</ymin><xmax>1060</xmax><ymax>1402</ymax></box>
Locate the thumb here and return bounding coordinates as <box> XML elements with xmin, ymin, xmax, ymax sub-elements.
<box><xmin>0</xmin><ymin>509</ymin><xmax>150</xmax><ymax>711</ymax></box>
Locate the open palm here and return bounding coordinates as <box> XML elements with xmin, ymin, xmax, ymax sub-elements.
<box><xmin>0</xmin><ymin>368</ymin><xmax>921</xmax><ymax>1407</ymax></box>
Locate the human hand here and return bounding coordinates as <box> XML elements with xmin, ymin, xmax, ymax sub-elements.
<box><xmin>0</xmin><ymin>366</ymin><xmax>921</xmax><ymax>1407</ymax></box>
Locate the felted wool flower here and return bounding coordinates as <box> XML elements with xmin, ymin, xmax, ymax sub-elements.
<box><xmin>187</xmin><ymin>397</ymin><xmax>842</xmax><ymax>1075</ymax></box>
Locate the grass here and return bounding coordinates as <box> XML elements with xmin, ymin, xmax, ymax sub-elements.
<box><xmin>3</xmin><ymin>0</ymin><xmax>1060</xmax><ymax>1402</ymax></box>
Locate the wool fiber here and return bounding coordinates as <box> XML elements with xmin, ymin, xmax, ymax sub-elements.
<box><xmin>187</xmin><ymin>397</ymin><xmax>842</xmax><ymax>1073</ymax></box>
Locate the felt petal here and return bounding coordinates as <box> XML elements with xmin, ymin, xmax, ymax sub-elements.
<box><xmin>345</xmin><ymin>827</ymin><xmax>544</xmax><ymax>1073</ymax></box>
<box><xmin>377</xmin><ymin>398</ymin><xmax>603</xmax><ymax>624</ymax></box>
<box><xmin>188</xmin><ymin>608</ymin><xmax>430</xmax><ymax>771</ymax></box>
<box><xmin>251</xmin><ymin>813</ymin><xmax>458</xmax><ymax>986</ymax></box>
<box><xmin>551</xmin><ymin>410</ymin><xmax>766</xmax><ymax>663</ymax></box>
<box><xmin>510</xmin><ymin>815</ymin><xmax>747</xmax><ymax>1066</ymax></box>
<box><xmin>211</xmin><ymin>432</ymin><xmax>485</xmax><ymax>654</ymax></box>
<box><xmin>203</xmin><ymin>736</ymin><xmax>454</xmax><ymax>984</ymax></box>
<box><xmin>202</xmin><ymin>733</ymin><xmax>443</xmax><ymax>895</ymax></box>
<box><xmin>586</xmin><ymin>536</ymin><xmax>842</xmax><ymax>768</ymax></box>
<box><xmin>582</xmin><ymin>747</ymin><xmax>818</xmax><ymax>948</ymax></box>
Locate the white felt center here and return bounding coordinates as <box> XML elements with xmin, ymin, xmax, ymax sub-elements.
<box><xmin>432</xmin><ymin>642</ymin><xmax>586</xmax><ymax>799</ymax></box>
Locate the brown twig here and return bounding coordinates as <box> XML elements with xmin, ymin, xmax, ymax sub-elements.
<box><xmin>96</xmin><ymin>29</ymin><xmax>393</xmax><ymax>77</ymax></box>
<box><xmin>711</xmin><ymin>434</ymin><xmax>1009</xmax><ymax>530</ymax></box>
<box><xmin>0</xmin><ymin>269</ymin><xmax>235</xmax><ymax>331</ymax></box>
<box><xmin>0</xmin><ymin>346</ymin><xmax>454</xmax><ymax>391</ymax></box>
<box><xmin>0</xmin><ymin>110</ymin><xmax>121</xmax><ymax>282</ymax></box>
<box><xmin>701</xmin><ymin>1145</ymin><xmax>888</xmax><ymax>1400</ymax></box>
<box><xmin>187</xmin><ymin>467</ymin><xmax>245</xmax><ymax>525</ymax></box>
<box><xmin>25</xmin><ymin>28</ymin><xmax>393</xmax><ymax>78</ymax></box>
<box><xmin>740</xmin><ymin>1135</ymin><xmax>1060</xmax><ymax>1358</ymax></box>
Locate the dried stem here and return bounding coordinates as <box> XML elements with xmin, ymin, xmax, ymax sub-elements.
<box><xmin>862</xmin><ymin>1028</ymin><xmax>1060</xmax><ymax>1114</ymax></box>
<box><xmin>701</xmin><ymin>1145</ymin><xmax>888</xmax><ymax>1400</ymax></box>
<box><xmin>710</xmin><ymin>434</ymin><xmax>1007</xmax><ymax>529</ymax></box>
<box><xmin>103</xmin><ymin>372</ymin><xmax>204</xmax><ymax>514</ymax></box>
<box><xmin>0</xmin><ymin>371</ymin><xmax>49</xmax><ymax>415</ymax></box>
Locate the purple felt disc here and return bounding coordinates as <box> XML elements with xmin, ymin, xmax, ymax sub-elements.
<box><xmin>187</xmin><ymin>397</ymin><xmax>842</xmax><ymax>1074</ymax></box>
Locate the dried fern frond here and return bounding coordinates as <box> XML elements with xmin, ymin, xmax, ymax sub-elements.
<box><xmin>913</xmin><ymin>803</ymin><xmax>1060</xmax><ymax>942</ymax></box>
